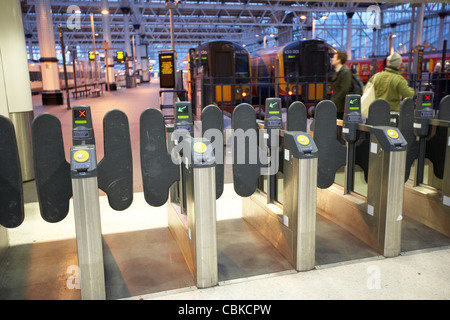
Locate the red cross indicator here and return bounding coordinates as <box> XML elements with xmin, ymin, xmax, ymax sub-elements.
<box><xmin>424</xmin><ymin>95</ymin><xmax>431</xmax><ymax>101</ymax></box>
<box><xmin>75</xmin><ymin>110</ymin><xmax>86</xmax><ymax>119</ymax></box>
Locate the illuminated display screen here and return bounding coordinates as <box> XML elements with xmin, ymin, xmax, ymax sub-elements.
<box><xmin>288</xmin><ymin>55</ymin><xmax>296</xmax><ymax>59</ymax></box>
<box><xmin>74</xmin><ymin>109</ymin><xmax>87</xmax><ymax>124</ymax></box>
<box><xmin>74</xmin><ymin>109</ymin><xmax>87</xmax><ymax>119</ymax></box>
<box><xmin>117</xmin><ymin>51</ymin><xmax>124</xmax><ymax>60</ymax></box>
<box><xmin>176</xmin><ymin>105</ymin><xmax>190</xmax><ymax>119</ymax></box>
<box><xmin>423</xmin><ymin>94</ymin><xmax>432</xmax><ymax>102</ymax></box>
<box><xmin>177</xmin><ymin>105</ymin><xmax>189</xmax><ymax>115</ymax></box>
<box><xmin>159</xmin><ymin>53</ymin><xmax>175</xmax><ymax>88</ymax></box>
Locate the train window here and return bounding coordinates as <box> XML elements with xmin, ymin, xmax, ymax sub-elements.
<box><xmin>235</xmin><ymin>54</ymin><xmax>249</xmax><ymax>76</ymax></box>
<box><xmin>284</xmin><ymin>55</ymin><xmax>299</xmax><ymax>79</ymax></box>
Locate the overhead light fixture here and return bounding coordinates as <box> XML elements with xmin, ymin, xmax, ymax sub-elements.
<box><xmin>321</xmin><ymin>15</ymin><xmax>328</xmax><ymax>20</ymax></box>
<box><xmin>101</xmin><ymin>9</ymin><xmax>109</xmax><ymax>15</ymax></box>
<box><xmin>300</xmin><ymin>15</ymin><xmax>307</xmax><ymax>20</ymax></box>
<box><xmin>269</xmin><ymin>34</ymin><xmax>275</xmax><ymax>37</ymax></box>
<box><xmin>255</xmin><ymin>34</ymin><xmax>260</xmax><ymax>37</ymax></box>
<box><xmin>75</xmin><ymin>10</ymin><xmax>81</xmax><ymax>14</ymax></box>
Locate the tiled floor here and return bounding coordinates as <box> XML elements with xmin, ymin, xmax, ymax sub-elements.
<box><xmin>1</xmin><ymin>80</ymin><xmax>449</xmax><ymax>300</ymax></box>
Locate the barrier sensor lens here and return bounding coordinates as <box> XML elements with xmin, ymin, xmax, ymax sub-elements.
<box><xmin>74</xmin><ymin>150</ymin><xmax>90</xmax><ymax>162</ymax></box>
<box><xmin>297</xmin><ymin>135</ymin><xmax>310</xmax><ymax>145</ymax></box>
<box><xmin>194</xmin><ymin>142</ymin><xmax>207</xmax><ymax>153</ymax></box>
<box><xmin>387</xmin><ymin>129</ymin><xmax>399</xmax><ymax>139</ymax></box>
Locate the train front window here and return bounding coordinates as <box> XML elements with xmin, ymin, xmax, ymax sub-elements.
<box><xmin>235</xmin><ymin>54</ymin><xmax>249</xmax><ymax>76</ymax></box>
<box><xmin>284</xmin><ymin>55</ymin><xmax>299</xmax><ymax>80</ymax></box>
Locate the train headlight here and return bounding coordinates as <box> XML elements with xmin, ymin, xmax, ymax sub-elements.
<box><xmin>236</xmin><ymin>87</ymin><xmax>243</xmax><ymax>95</ymax></box>
<box><xmin>288</xmin><ymin>90</ymin><xmax>293</xmax><ymax>95</ymax></box>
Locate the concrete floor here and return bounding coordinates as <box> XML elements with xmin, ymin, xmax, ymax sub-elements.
<box><xmin>1</xmin><ymin>80</ymin><xmax>449</xmax><ymax>300</ymax></box>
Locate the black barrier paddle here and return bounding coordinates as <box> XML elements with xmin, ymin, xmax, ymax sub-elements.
<box><xmin>287</xmin><ymin>101</ymin><xmax>307</xmax><ymax>132</ymax></box>
<box><xmin>355</xmin><ymin>98</ymin><xmax>391</xmax><ymax>183</ymax></box>
<box><xmin>0</xmin><ymin>116</ymin><xmax>24</xmax><ymax>228</ymax></box>
<box><xmin>398</xmin><ymin>98</ymin><xmax>420</xmax><ymax>182</ymax></box>
<box><xmin>231</xmin><ymin>103</ymin><xmax>263</xmax><ymax>197</ymax></box>
<box><xmin>32</xmin><ymin>113</ymin><xmax>72</xmax><ymax>223</ymax></box>
<box><xmin>313</xmin><ymin>100</ymin><xmax>347</xmax><ymax>189</ymax></box>
<box><xmin>425</xmin><ymin>94</ymin><xmax>450</xmax><ymax>180</ymax></box>
<box><xmin>140</xmin><ymin>108</ymin><xmax>180</xmax><ymax>206</ymax></box>
<box><xmin>201</xmin><ymin>104</ymin><xmax>224</xmax><ymax>199</ymax></box>
<box><xmin>98</xmin><ymin>110</ymin><xmax>133</xmax><ymax>211</ymax></box>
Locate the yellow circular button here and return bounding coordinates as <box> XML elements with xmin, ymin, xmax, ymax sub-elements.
<box><xmin>74</xmin><ymin>150</ymin><xmax>89</xmax><ymax>162</ymax></box>
<box><xmin>297</xmin><ymin>135</ymin><xmax>310</xmax><ymax>145</ymax></box>
<box><xmin>193</xmin><ymin>142</ymin><xmax>207</xmax><ymax>153</ymax></box>
<box><xmin>387</xmin><ymin>129</ymin><xmax>399</xmax><ymax>139</ymax></box>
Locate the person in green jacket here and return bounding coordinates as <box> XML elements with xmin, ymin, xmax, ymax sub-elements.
<box><xmin>330</xmin><ymin>51</ymin><xmax>353</xmax><ymax>119</ymax></box>
<box><xmin>367</xmin><ymin>52</ymin><xmax>415</xmax><ymax>112</ymax></box>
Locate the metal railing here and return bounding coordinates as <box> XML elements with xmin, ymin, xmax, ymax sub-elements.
<box><xmin>190</xmin><ymin>75</ymin><xmax>329</xmax><ymax>119</ymax></box>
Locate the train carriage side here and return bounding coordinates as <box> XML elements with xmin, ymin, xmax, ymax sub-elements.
<box><xmin>252</xmin><ymin>39</ymin><xmax>334</xmax><ymax>114</ymax></box>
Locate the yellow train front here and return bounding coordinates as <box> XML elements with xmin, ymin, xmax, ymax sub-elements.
<box><xmin>251</xmin><ymin>39</ymin><xmax>335</xmax><ymax>116</ymax></box>
<box><xmin>186</xmin><ymin>40</ymin><xmax>251</xmax><ymax>116</ymax></box>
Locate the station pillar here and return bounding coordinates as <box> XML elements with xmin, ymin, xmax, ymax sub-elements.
<box><xmin>0</xmin><ymin>0</ymin><xmax>35</xmax><ymax>181</ymax></box>
<box><xmin>102</xmin><ymin>0</ymin><xmax>116</xmax><ymax>91</ymax></box>
<box><xmin>346</xmin><ymin>12</ymin><xmax>354</xmax><ymax>60</ymax></box>
<box><xmin>35</xmin><ymin>0</ymin><xmax>63</xmax><ymax>105</ymax></box>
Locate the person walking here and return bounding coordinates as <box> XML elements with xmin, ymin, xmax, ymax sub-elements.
<box><xmin>367</xmin><ymin>52</ymin><xmax>414</xmax><ymax>112</ymax></box>
<box><xmin>330</xmin><ymin>51</ymin><xmax>353</xmax><ymax>119</ymax></box>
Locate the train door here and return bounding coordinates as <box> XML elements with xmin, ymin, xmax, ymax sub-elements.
<box><xmin>301</xmin><ymin>41</ymin><xmax>328</xmax><ymax>102</ymax></box>
<box><xmin>209</xmin><ymin>43</ymin><xmax>235</xmax><ymax>108</ymax></box>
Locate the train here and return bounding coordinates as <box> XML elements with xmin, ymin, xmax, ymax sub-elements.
<box><xmin>29</xmin><ymin>60</ymin><xmax>105</xmax><ymax>94</ymax></box>
<box><xmin>250</xmin><ymin>39</ymin><xmax>336</xmax><ymax>114</ymax></box>
<box><xmin>183</xmin><ymin>39</ymin><xmax>336</xmax><ymax>117</ymax></box>
<box><xmin>184</xmin><ymin>40</ymin><xmax>252</xmax><ymax>116</ymax></box>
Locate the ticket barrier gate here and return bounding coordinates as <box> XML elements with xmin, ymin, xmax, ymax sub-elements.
<box><xmin>398</xmin><ymin>93</ymin><xmax>450</xmax><ymax>238</ymax></box>
<box><xmin>30</xmin><ymin>106</ymin><xmax>133</xmax><ymax>299</ymax></box>
<box><xmin>140</xmin><ymin>102</ymin><xmax>223</xmax><ymax>288</ymax></box>
<box><xmin>0</xmin><ymin>115</ymin><xmax>25</xmax><ymax>260</ymax></box>
<box><xmin>314</xmin><ymin>95</ymin><xmax>407</xmax><ymax>257</ymax></box>
<box><xmin>232</xmin><ymin>98</ymin><xmax>318</xmax><ymax>271</ymax></box>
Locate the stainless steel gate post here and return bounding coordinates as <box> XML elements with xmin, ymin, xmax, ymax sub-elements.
<box><xmin>185</xmin><ymin>138</ymin><xmax>218</xmax><ymax>288</ymax></box>
<box><xmin>283</xmin><ymin>132</ymin><xmax>318</xmax><ymax>271</ymax></box>
<box><xmin>70</xmin><ymin>144</ymin><xmax>106</xmax><ymax>300</ymax></box>
<box><xmin>366</xmin><ymin>127</ymin><xmax>407</xmax><ymax>257</ymax></box>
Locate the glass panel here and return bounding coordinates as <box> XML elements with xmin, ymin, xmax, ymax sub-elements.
<box><xmin>276</xmin><ymin>171</ymin><xmax>284</xmax><ymax>204</ymax></box>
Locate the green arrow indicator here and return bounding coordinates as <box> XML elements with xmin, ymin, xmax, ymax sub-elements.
<box><xmin>269</xmin><ymin>102</ymin><xmax>278</xmax><ymax>109</ymax></box>
<box><xmin>349</xmin><ymin>99</ymin><xmax>357</xmax><ymax>105</ymax></box>
<box><xmin>178</xmin><ymin>106</ymin><xmax>187</xmax><ymax>112</ymax></box>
